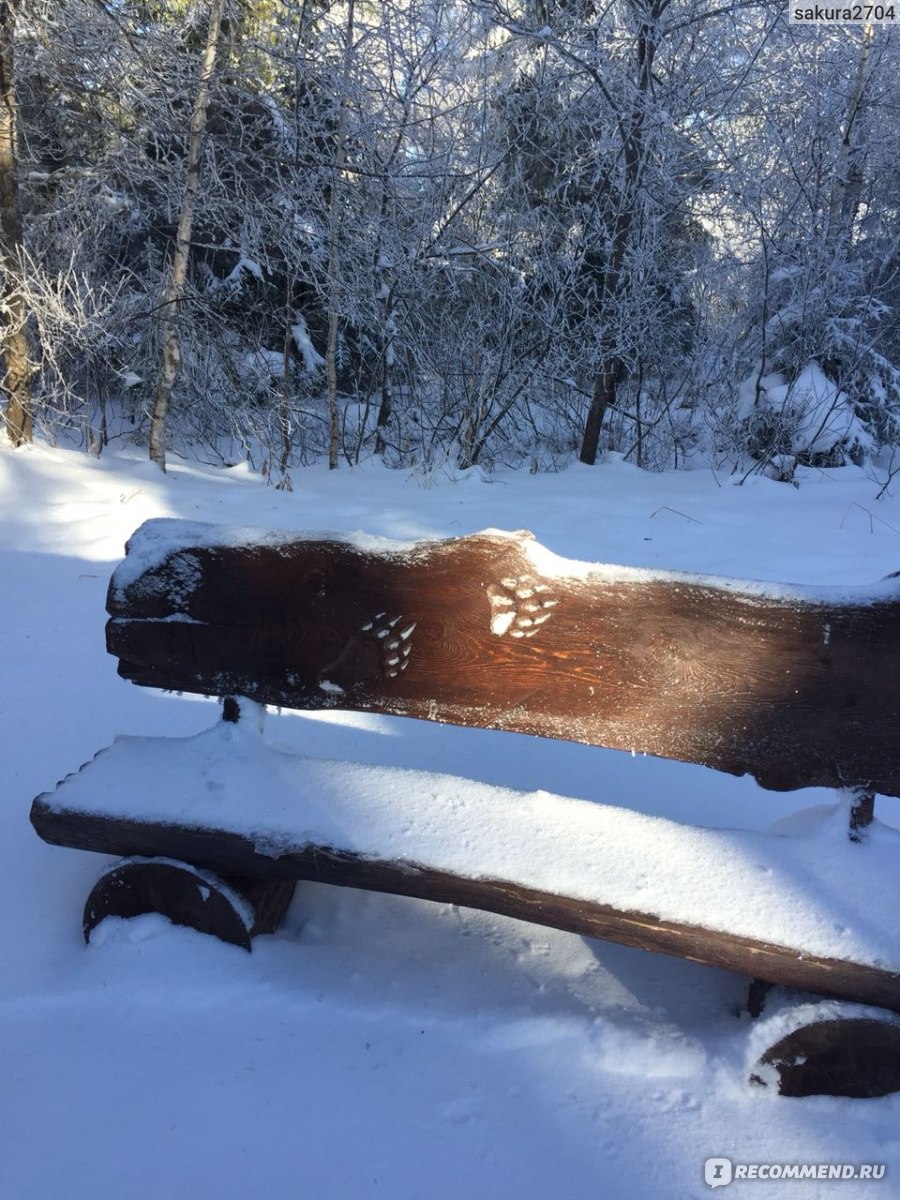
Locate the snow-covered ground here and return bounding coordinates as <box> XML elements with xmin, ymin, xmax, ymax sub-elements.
<box><xmin>3</xmin><ymin>441</ymin><xmax>900</xmax><ymax>1198</ymax></box>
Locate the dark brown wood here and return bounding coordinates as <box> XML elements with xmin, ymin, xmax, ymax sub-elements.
<box><xmin>31</xmin><ymin>798</ymin><xmax>900</xmax><ymax>1014</ymax></box>
<box><xmin>753</xmin><ymin>1018</ymin><xmax>900</xmax><ymax>1098</ymax></box>
<box><xmin>82</xmin><ymin>858</ymin><xmax>295</xmax><ymax>950</ymax></box>
<box><xmin>239</xmin><ymin>874</ymin><xmax>296</xmax><ymax>937</ymax></box>
<box><xmin>105</xmin><ymin>524</ymin><xmax>900</xmax><ymax>796</ymax></box>
<box><xmin>746</xmin><ymin>978</ymin><xmax>771</xmax><ymax>1018</ymax></box>
<box><xmin>849</xmin><ymin>790</ymin><xmax>876</xmax><ymax>841</ymax></box>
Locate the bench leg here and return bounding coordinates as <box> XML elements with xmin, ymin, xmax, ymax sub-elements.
<box><xmin>746</xmin><ymin>978</ymin><xmax>771</xmax><ymax>1018</ymax></box>
<box><xmin>83</xmin><ymin>858</ymin><xmax>295</xmax><ymax>951</ymax></box>
<box><xmin>750</xmin><ymin>1011</ymin><xmax>900</xmax><ymax>1098</ymax></box>
<box><xmin>848</xmin><ymin>789</ymin><xmax>875</xmax><ymax>842</ymax></box>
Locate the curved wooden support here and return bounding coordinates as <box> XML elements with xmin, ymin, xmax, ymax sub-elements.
<box><xmin>83</xmin><ymin>858</ymin><xmax>295</xmax><ymax>950</ymax></box>
<box><xmin>752</xmin><ymin>1017</ymin><xmax>900</xmax><ymax>1098</ymax></box>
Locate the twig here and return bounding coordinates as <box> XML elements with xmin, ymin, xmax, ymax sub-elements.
<box><xmin>649</xmin><ymin>506</ymin><xmax>702</xmax><ymax>524</ymax></box>
<box><xmin>840</xmin><ymin>502</ymin><xmax>900</xmax><ymax>536</ymax></box>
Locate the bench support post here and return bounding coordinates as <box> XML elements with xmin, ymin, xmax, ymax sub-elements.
<box><xmin>746</xmin><ymin>978</ymin><xmax>771</xmax><ymax>1018</ymax></box>
<box><xmin>849</xmin><ymin>790</ymin><xmax>875</xmax><ymax>842</ymax></box>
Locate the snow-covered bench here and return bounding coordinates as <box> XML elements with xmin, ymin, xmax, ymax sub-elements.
<box><xmin>30</xmin><ymin>521</ymin><xmax>900</xmax><ymax>1098</ymax></box>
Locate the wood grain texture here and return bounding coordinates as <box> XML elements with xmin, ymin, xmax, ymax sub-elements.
<box><xmin>106</xmin><ymin>527</ymin><xmax>900</xmax><ymax>795</ymax></box>
<box><xmin>31</xmin><ymin>799</ymin><xmax>900</xmax><ymax>1014</ymax></box>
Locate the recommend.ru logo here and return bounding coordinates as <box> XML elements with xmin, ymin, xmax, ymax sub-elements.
<box><xmin>704</xmin><ymin>1157</ymin><xmax>886</xmax><ymax>1186</ymax></box>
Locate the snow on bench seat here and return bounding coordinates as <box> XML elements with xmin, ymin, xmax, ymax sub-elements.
<box><xmin>31</xmin><ymin>717</ymin><xmax>900</xmax><ymax>1011</ymax></box>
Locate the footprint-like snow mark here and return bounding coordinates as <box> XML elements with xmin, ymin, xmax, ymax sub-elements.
<box><xmin>361</xmin><ymin>612</ymin><xmax>416</xmax><ymax>678</ymax></box>
<box><xmin>487</xmin><ymin>576</ymin><xmax>558</xmax><ymax>639</ymax></box>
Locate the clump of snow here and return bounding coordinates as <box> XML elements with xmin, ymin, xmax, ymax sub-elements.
<box><xmin>207</xmin><ymin>254</ymin><xmax>264</xmax><ymax>294</ymax></box>
<box><xmin>291</xmin><ymin>314</ymin><xmax>325</xmax><ymax>375</ymax></box>
<box><xmin>109</xmin><ymin>518</ymin><xmax>432</xmax><ymax>601</ymax></box>
<box><xmin>739</xmin><ymin>361</ymin><xmax>874</xmax><ymax>465</ymax></box>
<box><xmin>765</xmin><ymin>362</ymin><xmax>870</xmax><ymax>458</ymax></box>
<box><xmin>318</xmin><ymin>679</ymin><xmax>345</xmax><ymax>696</ymax></box>
<box><xmin>512</xmin><ymin>527</ymin><xmax>900</xmax><ymax>605</ymax></box>
<box><xmin>239</xmin><ymin>347</ymin><xmax>287</xmax><ymax>383</ymax></box>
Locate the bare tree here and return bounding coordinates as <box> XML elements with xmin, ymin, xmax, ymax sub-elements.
<box><xmin>322</xmin><ymin>0</ymin><xmax>356</xmax><ymax>469</ymax></box>
<box><xmin>7</xmin><ymin>0</ymin><xmax>900</xmax><ymax>477</ymax></box>
<box><xmin>148</xmin><ymin>0</ymin><xmax>225</xmax><ymax>472</ymax></box>
<box><xmin>0</xmin><ymin>0</ymin><xmax>31</xmax><ymax>446</ymax></box>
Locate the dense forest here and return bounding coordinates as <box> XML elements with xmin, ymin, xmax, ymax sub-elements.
<box><xmin>1</xmin><ymin>1</ymin><xmax>898</xmax><ymax>482</ymax></box>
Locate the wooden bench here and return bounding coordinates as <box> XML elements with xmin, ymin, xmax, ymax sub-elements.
<box><xmin>30</xmin><ymin>519</ymin><xmax>900</xmax><ymax>1098</ymax></box>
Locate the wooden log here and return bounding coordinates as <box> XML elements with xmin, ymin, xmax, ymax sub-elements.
<box><xmin>105</xmin><ymin>521</ymin><xmax>900</xmax><ymax>796</ymax></box>
<box><xmin>753</xmin><ymin>1017</ymin><xmax>900</xmax><ymax>1098</ymax></box>
<box><xmin>82</xmin><ymin>857</ymin><xmax>295</xmax><ymax>949</ymax></box>
<box><xmin>30</xmin><ymin>800</ymin><xmax>900</xmax><ymax>1014</ymax></box>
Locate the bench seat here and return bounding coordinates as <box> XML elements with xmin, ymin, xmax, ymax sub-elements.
<box><xmin>31</xmin><ymin>716</ymin><xmax>900</xmax><ymax>1012</ymax></box>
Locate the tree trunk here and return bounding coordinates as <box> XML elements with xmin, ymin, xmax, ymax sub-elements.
<box><xmin>277</xmin><ymin>301</ymin><xmax>294</xmax><ymax>485</ymax></box>
<box><xmin>148</xmin><ymin>0</ymin><xmax>224</xmax><ymax>472</ymax></box>
<box><xmin>0</xmin><ymin>0</ymin><xmax>31</xmax><ymax>447</ymax></box>
<box><xmin>828</xmin><ymin>23</ymin><xmax>872</xmax><ymax>254</ymax></box>
<box><xmin>580</xmin><ymin>361</ymin><xmax>625</xmax><ymax>464</ymax></box>
<box><xmin>324</xmin><ymin>0</ymin><xmax>355</xmax><ymax>470</ymax></box>
<box><xmin>373</xmin><ymin>180</ymin><xmax>395</xmax><ymax>456</ymax></box>
<box><xmin>374</xmin><ymin>289</ymin><xmax>394</xmax><ymax>457</ymax></box>
<box><xmin>324</xmin><ymin>299</ymin><xmax>341</xmax><ymax>470</ymax></box>
<box><xmin>579</xmin><ymin>0</ymin><xmax>664</xmax><ymax>465</ymax></box>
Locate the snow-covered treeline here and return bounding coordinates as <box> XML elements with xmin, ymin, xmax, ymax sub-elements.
<box><xmin>2</xmin><ymin>1</ymin><xmax>900</xmax><ymax>479</ymax></box>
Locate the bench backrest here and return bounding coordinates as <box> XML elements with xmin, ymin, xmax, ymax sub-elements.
<box><xmin>106</xmin><ymin>519</ymin><xmax>900</xmax><ymax>797</ymax></box>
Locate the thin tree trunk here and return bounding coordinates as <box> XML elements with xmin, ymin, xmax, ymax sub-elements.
<box><xmin>324</xmin><ymin>0</ymin><xmax>355</xmax><ymax>470</ymax></box>
<box><xmin>373</xmin><ymin>173</ymin><xmax>397</xmax><ymax>456</ymax></box>
<box><xmin>0</xmin><ymin>0</ymin><xmax>31</xmax><ymax>447</ymax></box>
<box><xmin>581</xmin><ymin>364</ymin><xmax>625</xmax><ymax>465</ymax></box>
<box><xmin>148</xmin><ymin>0</ymin><xmax>224</xmax><ymax>472</ymax></box>
<box><xmin>634</xmin><ymin>360</ymin><xmax>643</xmax><ymax>468</ymax></box>
<box><xmin>324</xmin><ymin>291</ymin><xmax>341</xmax><ymax>470</ymax></box>
<box><xmin>828</xmin><ymin>22</ymin><xmax>872</xmax><ymax>254</ymax></box>
<box><xmin>375</xmin><ymin>315</ymin><xmax>394</xmax><ymax>455</ymax></box>
<box><xmin>374</xmin><ymin>264</ymin><xmax>395</xmax><ymax>457</ymax></box>
<box><xmin>579</xmin><ymin>0</ymin><xmax>665</xmax><ymax>465</ymax></box>
<box><xmin>277</xmin><ymin>300</ymin><xmax>294</xmax><ymax>486</ymax></box>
